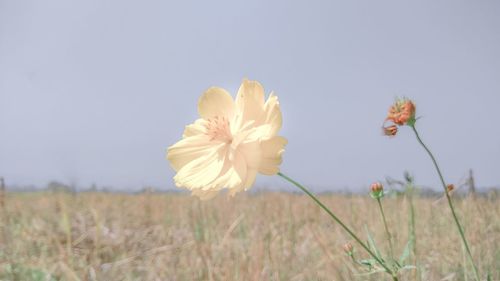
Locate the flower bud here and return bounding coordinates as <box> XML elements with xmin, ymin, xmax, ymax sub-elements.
<box><xmin>343</xmin><ymin>242</ymin><xmax>354</xmax><ymax>256</ymax></box>
<box><xmin>383</xmin><ymin>125</ymin><xmax>398</xmax><ymax>137</ymax></box>
<box><xmin>386</xmin><ymin>98</ymin><xmax>416</xmax><ymax>126</ymax></box>
<box><xmin>370</xmin><ymin>182</ymin><xmax>384</xmax><ymax>199</ymax></box>
<box><xmin>447</xmin><ymin>184</ymin><xmax>455</xmax><ymax>193</ymax></box>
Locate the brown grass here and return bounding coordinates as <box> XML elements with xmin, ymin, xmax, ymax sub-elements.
<box><xmin>0</xmin><ymin>191</ymin><xmax>498</xmax><ymax>280</ymax></box>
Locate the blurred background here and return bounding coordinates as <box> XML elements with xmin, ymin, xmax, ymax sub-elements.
<box><xmin>1</xmin><ymin>0</ymin><xmax>499</xmax><ymax>192</ymax></box>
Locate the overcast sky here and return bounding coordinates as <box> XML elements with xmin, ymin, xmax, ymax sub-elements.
<box><xmin>1</xmin><ymin>0</ymin><xmax>499</xmax><ymax>191</ymax></box>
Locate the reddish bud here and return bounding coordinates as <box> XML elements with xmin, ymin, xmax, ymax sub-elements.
<box><xmin>370</xmin><ymin>182</ymin><xmax>384</xmax><ymax>199</ymax></box>
<box><xmin>343</xmin><ymin>242</ymin><xmax>354</xmax><ymax>255</ymax></box>
<box><xmin>383</xmin><ymin>125</ymin><xmax>398</xmax><ymax>136</ymax></box>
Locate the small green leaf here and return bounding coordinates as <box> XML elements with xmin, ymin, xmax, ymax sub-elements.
<box><xmin>359</xmin><ymin>259</ymin><xmax>376</xmax><ymax>270</ymax></box>
<box><xmin>359</xmin><ymin>259</ymin><xmax>376</xmax><ymax>265</ymax></box>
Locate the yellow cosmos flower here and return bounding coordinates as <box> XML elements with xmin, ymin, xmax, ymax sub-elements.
<box><xmin>167</xmin><ymin>79</ymin><xmax>287</xmax><ymax>200</ymax></box>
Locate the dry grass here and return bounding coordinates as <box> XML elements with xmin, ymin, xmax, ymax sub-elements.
<box><xmin>0</xmin><ymin>191</ymin><xmax>498</xmax><ymax>281</ymax></box>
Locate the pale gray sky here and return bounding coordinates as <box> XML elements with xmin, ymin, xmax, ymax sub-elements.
<box><xmin>1</xmin><ymin>0</ymin><xmax>499</xmax><ymax>191</ymax></box>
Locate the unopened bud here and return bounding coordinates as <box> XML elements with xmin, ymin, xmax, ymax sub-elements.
<box><xmin>383</xmin><ymin>125</ymin><xmax>398</xmax><ymax>137</ymax></box>
<box><xmin>370</xmin><ymin>182</ymin><xmax>384</xmax><ymax>199</ymax></box>
<box><xmin>343</xmin><ymin>242</ymin><xmax>354</xmax><ymax>256</ymax></box>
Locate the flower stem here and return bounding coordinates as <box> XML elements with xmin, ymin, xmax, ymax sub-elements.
<box><xmin>377</xmin><ymin>198</ymin><xmax>394</xmax><ymax>260</ymax></box>
<box><xmin>278</xmin><ymin>172</ymin><xmax>397</xmax><ymax>279</ymax></box>
<box><xmin>406</xmin><ymin>182</ymin><xmax>420</xmax><ymax>281</ymax></box>
<box><xmin>410</xmin><ymin>125</ymin><xmax>479</xmax><ymax>281</ymax></box>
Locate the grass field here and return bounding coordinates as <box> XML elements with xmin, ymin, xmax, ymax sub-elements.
<box><xmin>0</xmin><ymin>191</ymin><xmax>498</xmax><ymax>281</ymax></box>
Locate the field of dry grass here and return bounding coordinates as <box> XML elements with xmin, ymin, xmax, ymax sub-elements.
<box><xmin>0</xmin><ymin>191</ymin><xmax>498</xmax><ymax>281</ymax></box>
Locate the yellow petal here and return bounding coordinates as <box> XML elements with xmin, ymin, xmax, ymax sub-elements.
<box><xmin>228</xmin><ymin>168</ymin><xmax>257</xmax><ymax>196</ymax></box>
<box><xmin>243</xmin><ymin>124</ymin><xmax>273</xmax><ymax>143</ymax></box>
<box><xmin>243</xmin><ymin>168</ymin><xmax>258</xmax><ymax>191</ymax></box>
<box><xmin>237</xmin><ymin>140</ymin><xmax>261</xmax><ymax>169</ymax></box>
<box><xmin>172</xmin><ymin>143</ymin><xmax>226</xmax><ymax>189</ymax></box>
<box><xmin>230</xmin><ymin>123</ymin><xmax>272</xmax><ymax>151</ymax></box>
<box><xmin>235</xmin><ymin>79</ymin><xmax>265</xmax><ymax>125</ymax></box>
<box><xmin>182</xmin><ymin>119</ymin><xmax>207</xmax><ymax>138</ymax></box>
<box><xmin>208</xmin><ymin>150</ymin><xmax>247</xmax><ymax>190</ymax></box>
<box><xmin>190</xmin><ymin>149</ymin><xmax>247</xmax><ymax>199</ymax></box>
<box><xmin>167</xmin><ymin>134</ymin><xmax>214</xmax><ymax>171</ymax></box>
<box><xmin>263</xmin><ymin>93</ymin><xmax>282</xmax><ymax>137</ymax></box>
<box><xmin>198</xmin><ymin>87</ymin><xmax>235</xmax><ymax>119</ymax></box>
<box><xmin>258</xmin><ymin>136</ymin><xmax>287</xmax><ymax>175</ymax></box>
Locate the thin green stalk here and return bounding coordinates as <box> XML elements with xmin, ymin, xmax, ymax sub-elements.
<box><xmin>406</xmin><ymin>183</ymin><xmax>420</xmax><ymax>281</ymax></box>
<box><xmin>277</xmin><ymin>172</ymin><xmax>397</xmax><ymax>280</ymax></box>
<box><xmin>377</xmin><ymin>198</ymin><xmax>394</xmax><ymax>260</ymax></box>
<box><xmin>410</xmin><ymin>125</ymin><xmax>480</xmax><ymax>281</ymax></box>
<box><xmin>463</xmin><ymin>243</ymin><xmax>469</xmax><ymax>281</ymax></box>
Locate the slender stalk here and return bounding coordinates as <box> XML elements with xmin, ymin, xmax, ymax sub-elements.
<box><xmin>277</xmin><ymin>172</ymin><xmax>397</xmax><ymax>280</ymax></box>
<box><xmin>410</xmin><ymin>125</ymin><xmax>479</xmax><ymax>281</ymax></box>
<box><xmin>463</xmin><ymin>243</ymin><xmax>469</xmax><ymax>281</ymax></box>
<box><xmin>377</xmin><ymin>198</ymin><xmax>394</xmax><ymax>260</ymax></box>
<box><xmin>406</xmin><ymin>183</ymin><xmax>420</xmax><ymax>281</ymax></box>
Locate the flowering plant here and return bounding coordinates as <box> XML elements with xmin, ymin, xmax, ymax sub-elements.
<box><xmin>166</xmin><ymin>81</ymin><xmax>481</xmax><ymax>281</ymax></box>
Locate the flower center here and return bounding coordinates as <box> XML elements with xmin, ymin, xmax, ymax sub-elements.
<box><xmin>205</xmin><ymin>116</ymin><xmax>232</xmax><ymax>143</ymax></box>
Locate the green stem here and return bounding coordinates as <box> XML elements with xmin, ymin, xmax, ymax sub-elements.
<box><xmin>278</xmin><ymin>172</ymin><xmax>397</xmax><ymax>279</ymax></box>
<box><xmin>406</xmin><ymin>183</ymin><xmax>420</xmax><ymax>281</ymax></box>
<box><xmin>377</xmin><ymin>198</ymin><xmax>394</xmax><ymax>260</ymax></box>
<box><xmin>410</xmin><ymin>125</ymin><xmax>479</xmax><ymax>281</ymax></box>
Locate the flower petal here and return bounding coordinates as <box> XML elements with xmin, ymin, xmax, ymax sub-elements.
<box><xmin>198</xmin><ymin>87</ymin><xmax>235</xmax><ymax>119</ymax></box>
<box><xmin>172</xmin><ymin>143</ymin><xmax>226</xmax><ymax>189</ymax></box>
<box><xmin>182</xmin><ymin>119</ymin><xmax>207</xmax><ymax>138</ymax></box>
<box><xmin>263</xmin><ymin>92</ymin><xmax>282</xmax><ymax>137</ymax></box>
<box><xmin>258</xmin><ymin>136</ymin><xmax>287</xmax><ymax>175</ymax></box>
<box><xmin>235</xmin><ymin>79</ymin><xmax>265</xmax><ymax>125</ymax></box>
<box><xmin>208</xmin><ymin>150</ymin><xmax>247</xmax><ymax>190</ymax></box>
<box><xmin>244</xmin><ymin>124</ymin><xmax>273</xmax><ymax>143</ymax></box>
<box><xmin>237</xmin><ymin>140</ymin><xmax>261</xmax><ymax>169</ymax></box>
<box><xmin>167</xmin><ymin>134</ymin><xmax>214</xmax><ymax>171</ymax></box>
<box><xmin>228</xmin><ymin>168</ymin><xmax>257</xmax><ymax>196</ymax></box>
<box><xmin>243</xmin><ymin>168</ymin><xmax>258</xmax><ymax>190</ymax></box>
